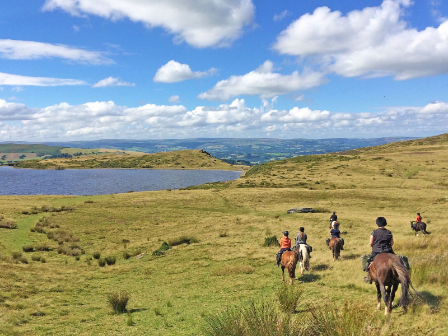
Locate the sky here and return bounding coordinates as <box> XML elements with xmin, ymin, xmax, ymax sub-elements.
<box><xmin>0</xmin><ymin>0</ymin><xmax>447</xmax><ymax>141</ymax></box>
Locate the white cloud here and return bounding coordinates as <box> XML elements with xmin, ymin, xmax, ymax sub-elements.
<box><xmin>0</xmin><ymin>39</ymin><xmax>112</xmax><ymax>64</ymax></box>
<box><xmin>154</xmin><ymin>61</ymin><xmax>216</xmax><ymax>83</ymax></box>
<box><xmin>198</xmin><ymin>60</ymin><xmax>326</xmax><ymax>101</ymax></box>
<box><xmin>42</xmin><ymin>0</ymin><xmax>255</xmax><ymax>48</ymax></box>
<box><xmin>419</xmin><ymin>101</ymin><xmax>448</xmax><ymax>114</ymax></box>
<box><xmin>168</xmin><ymin>95</ymin><xmax>180</xmax><ymax>103</ymax></box>
<box><xmin>11</xmin><ymin>86</ymin><xmax>23</xmax><ymax>92</ymax></box>
<box><xmin>1</xmin><ymin>99</ymin><xmax>447</xmax><ymax>140</ymax></box>
<box><xmin>430</xmin><ymin>0</ymin><xmax>447</xmax><ymax>23</ymax></box>
<box><xmin>92</xmin><ymin>77</ymin><xmax>135</xmax><ymax>88</ymax></box>
<box><xmin>273</xmin><ymin>10</ymin><xmax>289</xmax><ymax>22</ymax></box>
<box><xmin>273</xmin><ymin>0</ymin><xmax>448</xmax><ymax>80</ymax></box>
<box><xmin>0</xmin><ymin>72</ymin><xmax>86</xmax><ymax>86</ymax></box>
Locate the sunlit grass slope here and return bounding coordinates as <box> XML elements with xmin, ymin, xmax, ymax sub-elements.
<box><xmin>14</xmin><ymin>149</ymin><xmax>247</xmax><ymax>171</ymax></box>
<box><xmin>1</xmin><ymin>134</ymin><xmax>447</xmax><ymax>335</ymax></box>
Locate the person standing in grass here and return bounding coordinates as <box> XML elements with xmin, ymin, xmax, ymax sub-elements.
<box><xmin>276</xmin><ymin>231</ymin><xmax>291</xmax><ymax>266</ymax></box>
<box><xmin>363</xmin><ymin>217</ymin><xmax>394</xmax><ymax>283</ymax></box>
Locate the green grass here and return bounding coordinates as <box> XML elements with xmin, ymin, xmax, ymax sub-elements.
<box><xmin>1</xmin><ymin>135</ymin><xmax>448</xmax><ymax>335</ymax></box>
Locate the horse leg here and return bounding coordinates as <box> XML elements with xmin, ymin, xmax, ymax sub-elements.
<box><xmin>281</xmin><ymin>266</ymin><xmax>285</xmax><ymax>282</ymax></box>
<box><xmin>385</xmin><ymin>285</ymin><xmax>392</xmax><ymax>315</ymax></box>
<box><xmin>390</xmin><ymin>282</ymin><xmax>399</xmax><ymax>311</ymax></box>
<box><xmin>379</xmin><ymin>283</ymin><xmax>389</xmax><ymax>315</ymax></box>
<box><xmin>375</xmin><ymin>282</ymin><xmax>382</xmax><ymax>310</ymax></box>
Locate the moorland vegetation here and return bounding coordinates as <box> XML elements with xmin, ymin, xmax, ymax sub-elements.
<box><xmin>0</xmin><ymin>133</ymin><xmax>447</xmax><ymax>335</ymax></box>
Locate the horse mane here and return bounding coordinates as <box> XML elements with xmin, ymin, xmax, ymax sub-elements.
<box><xmin>388</xmin><ymin>257</ymin><xmax>410</xmax><ymax>309</ymax></box>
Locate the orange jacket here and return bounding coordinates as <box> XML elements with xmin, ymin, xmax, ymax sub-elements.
<box><xmin>416</xmin><ymin>215</ymin><xmax>422</xmax><ymax>222</ymax></box>
<box><xmin>279</xmin><ymin>236</ymin><xmax>291</xmax><ymax>249</ymax></box>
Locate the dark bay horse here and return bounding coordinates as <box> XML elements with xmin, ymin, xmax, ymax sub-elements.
<box><xmin>329</xmin><ymin>238</ymin><xmax>342</xmax><ymax>261</ymax></box>
<box><xmin>410</xmin><ymin>221</ymin><xmax>430</xmax><ymax>236</ymax></box>
<box><xmin>281</xmin><ymin>251</ymin><xmax>298</xmax><ymax>285</ymax></box>
<box><xmin>368</xmin><ymin>253</ymin><xmax>410</xmax><ymax>315</ymax></box>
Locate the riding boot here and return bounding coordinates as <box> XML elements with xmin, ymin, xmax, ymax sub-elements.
<box><xmin>276</xmin><ymin>253</ymin><xmax>281</xmax><ymax>267</ymax></box>
<box><xmin>363</xmin><ymin>273</ymin><xmax>372</xmax><ymax>284</ymax></box>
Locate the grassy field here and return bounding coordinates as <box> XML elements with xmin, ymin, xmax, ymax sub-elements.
<box><xmin>0</xmin><ymin>134</ymin><xmax>447</xmax><ymax>335</ymax></box>
<box><xmin>14</xmin><ymin>149</ymin><xmax>247</xmax><ymax>171</ymax></box>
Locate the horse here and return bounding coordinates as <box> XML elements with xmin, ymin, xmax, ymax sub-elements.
<box><xmin>368</xmin><ymin>253</ymin><xmax>410</xmax><ymax>315</ymax></box>
<box><xmin>293</xmin><ymin>244</ymin><xmax>310</xmax><ymax>274</ymax></box>
<box><xmin>329</xmin><ymin>237</ymin><xmax>342</xmax><ymax>261</ymax></box>
<box><xmin>410</xmin><ymin>221</ymin><xmax>430</xmax><ymax>236</ymax></box>
<box><xmin>281</xmin><ymin>250</ymin><xmax>298</xmax><ymax>285</ymax></box>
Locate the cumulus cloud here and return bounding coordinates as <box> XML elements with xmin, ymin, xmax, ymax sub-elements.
<box><xmin>92</xmin><ymin>77</ymin><xmax>135</xmax><ymax>88</ymax></box>
<box><xmin>42</xmin><ymin>0</ymin><xmax>255</xmax><ymax>48</ymax></box>
<box><xmin>0</xmin><ymin>39</ymin><xmax>112</xmax><ymax>64</ymax></box>
<box><xmin>168</xmin><ymin>95</ymin><xmax>180</xmax><ymax>103</ymax></box>
<box><xmin>273</xmin><ymin>0</ymin><xmax>448</xmax><ymax>80</ymax></box>
<box><xmin>154</xmin><ymin>60</ymin><xmax>217</xmax><ymax>83</ymax></box>
<box><xmin>0</xmin><ymin>72</ymin><xmax>86</xmax><ymax>86</ymax></box>
<box><xmin>1</xmin><ymin>99</ymin><xmax>447</xmax><ymax>140</ymax></box>
<box><xmin>198</xmin><ymin>60</ymin><xmax>326</xmax><ymax>101</ymax></box>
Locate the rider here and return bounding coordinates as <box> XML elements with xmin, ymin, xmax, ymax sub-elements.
<box><xmin>416</xmin><ymin>213</ymin><xmax>422</xmax><ymax>223</ymax></box>
<box><xmin>328</xmin><ymin>224</ymin><xmax>344</xmax><ymax>250</ymax></box>
<box><xmin>363</xmin><ymin>217</ymin><xmax>394</xmax><ymax>283</ymax></box>
<box><xmin>329</xmin><ymin>212</ymin><xmax>337</xmax><ymax>226</ymax></box>
<box><xmin>295</xmin><ymin>227</ymin><xmax>311</xmax><ymax>258</ymax></box>
<box><xmin>276</xmin><ymin>231</ymin><xmax>291</xmax><ymax>266</ymax></box>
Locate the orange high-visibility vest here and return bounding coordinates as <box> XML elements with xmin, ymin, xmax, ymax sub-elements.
<box><xmin>279</xmin><ymin>236</ymin><xmax>291</xmax><ymax>249</ymax></box>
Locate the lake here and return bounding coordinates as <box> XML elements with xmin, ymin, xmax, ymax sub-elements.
<box><xmin>0</xmin><ymin>166</ymin><xmax>242</xmax><ymax>196</ymax></box>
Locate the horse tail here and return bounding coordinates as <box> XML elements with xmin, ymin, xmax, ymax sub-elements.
<box><xmin>422</xmin><ymin>223</ymin><xmax>430</xmax><ymax>234</ymax></box>
<box><xmin>300</xmin><ymin>245</ymin><xmax>309</xmax><ymax>269</ymax></box>
<box><xmin>389</xmin><ymin>257</ymin><xmax>410</xmax><ymax>309</ymax></box>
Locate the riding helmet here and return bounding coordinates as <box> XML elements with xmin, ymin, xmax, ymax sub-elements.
<box><xmin>283</xmin><ymin>231</ymin><xmax>289</xmax><ymax>236</ymax></box>
<box><xmin>299</xmin><ymin>227</ymin><xmax>304</xmax><ymax>232</ymax></box>
<box><xmin>376</xmin><ymin>217</ymin><xmax>387</xmax><ymax>227</ymax></box>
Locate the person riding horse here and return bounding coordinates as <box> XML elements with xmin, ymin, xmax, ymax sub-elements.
<box><xmin>326</xmin><ymin>222</ymin><xmax>344</xmax><ymax>248</ymax></box>
<box><xmin>363</xmin><ymin>217</ymin><xmax>394</xmax><ymax>283</ymax></box>
<box><xmin>294</xmin><ymin>226</ymin><xmax>312</xmax><ymax>258</ymax></box>
<box><xmin>329</xmin><ymin>211</ymin><xmax>337</xmax><ymax>227</ymax></box>
<box><xmin>276</xmin><ymin>231</ymin><xmax>292</xmax><ymax>266</ymax></box>
<box><xmin>416</xmin><ymin>213</ymin><xmax>422</xmax><ymax>223</ymax></box>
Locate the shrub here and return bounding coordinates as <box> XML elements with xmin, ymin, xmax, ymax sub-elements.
<box><xmin>57</xmin><ymin>244</ymin><xmax>84</xmax><ymax>256</ymax></box>
<box><xmin>0</xmin><ymin>220</ymin><xmax>18</xmax><ymax>229</ymax></box>
<box><xmin>35</xmin><ymin>244</ymin><xmax>51</xmax><ymax>251</ymax></box>
<box><xmin>107</xmin><ymin>291</ymin><xmax>130</xmax><ymax>314</ymax></box>
<box><xmin>12</xmin><ymin>252</ymin><xmax>22</xmax><ymax>259</ymax></box>
<box><xmin>263</xmin><ymin>236</ymin><xmax>279</xmax><ymax>247</ymax></box>
<box><xmin>277</xmin><ymin>284</ymin><xmax>303</xmax><ymax>313</ymax></box>
<box><xmin>93</xmin><ymin>252</ymin><xmax>101</xmax><ymax>259</ymax></box>
<box><xmin>41</xmin><ymin>258</ymin><xmax>46</xmax><ymax>263</ymax></box>
<box><xmin>219</xmin><ymin>231</ymin><xmax>228</xmax><ymax>238</ymax></box>
<box><xmin>31</xmin><ymin>255</ymin><xmax>41</xmax><ymax>262</ymax></box>
<box><xmin>105</xmin><ymin>256</ymin><xmax>116</xmax><ymax>265</ymax></box>
<box><xmin>123</xmin><ymin>251</ymin><xmax>131</xmax><ymax>260</ymax></box>
<box><xmin>168</xmin><ymin>236</ymin><xmax>198</xmax><ymax>246</ymax></box>
<box><xmin>152</xmin><ymin>242</ymin><xmax>171</xmax><ymax>256</ymax></box>
<box><xmin>84</xmin><ymin>200</ymin><xmax>94</xmax><ymax>204</ymax></box>
<box><xmin>22</xmin><ymin>245</ymin><xmax>35</xmax><ymax>253</ymax></box>
<box><xmin>98</xmin><ymin>258</ymin><xmax>106</xmax><ymax>267</ymax></box>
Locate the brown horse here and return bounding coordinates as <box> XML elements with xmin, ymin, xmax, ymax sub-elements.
<box><xmin>368</xmin><ymin>253</ymin><xmax>410</xmax><ymax>315</ymax></box>
<box><xmin>329</xmin><ymin>238</ymin><xmax>342</xmax><ymax>261</ymax></box>
<box><xmin>281</xmin><ymin>251</ymin><xmax>298</xmax><ymax>285</ymax></box>
<box><xmin>410</xmin><ymin>221</ymin><xmax>430</xmax><ymax>236</ymax></box>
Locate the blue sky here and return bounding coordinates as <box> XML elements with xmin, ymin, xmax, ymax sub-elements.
<box><xmin>0</xmin><ymin>0</ymin><xmax>447</xmax><ymax>141</ymax></box>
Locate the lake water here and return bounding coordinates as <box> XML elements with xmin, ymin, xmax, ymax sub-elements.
<box><xmin>0</xmin><ymin>166</ymin><xmax>242</xmax><ymax>196</ymax></box>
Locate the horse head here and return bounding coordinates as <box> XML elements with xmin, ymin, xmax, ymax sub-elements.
<box><xmin>410</xmin><ymin>221</ymin><xmax>416</xmax><ymax>231</ymax></box>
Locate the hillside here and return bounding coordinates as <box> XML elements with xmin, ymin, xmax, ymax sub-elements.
<box><xmin>0</xmin><ymin>134</ymin><xmax>447</xmax><ymax>335</ymax></box>
<box><xmin>14</xmin><ymin>149</ymin><xmax>247</xmax><ymax>171</ymax></box>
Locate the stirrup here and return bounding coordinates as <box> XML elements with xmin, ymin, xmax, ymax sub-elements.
<box><xmin>363</xmin><ymin>276</ymin><xmax>372</xmax><ymax>284</ymax></box>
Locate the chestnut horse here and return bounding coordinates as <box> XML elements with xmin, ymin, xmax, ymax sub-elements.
<box><xmin>410</xmin><ymin>221</ymin><xmax>430</xmax><ymax>236</ymax></box>
<box><xmin>329</xmin><ymin>238</ymin><xmax>342</xmax><ymax>261</ymax></box>
<box><xmin>281</xmin><ymin>251</ymin><xmax>298</xmax><ymax>285</ymax></box>
<box><xmin>368</xmin><ymin>253</ymin><xmax>410</xmax><ymax>315</ymax></box>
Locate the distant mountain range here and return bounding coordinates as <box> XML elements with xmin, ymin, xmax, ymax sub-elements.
<box><xmin>4</xmin><ymin>137</ymin><xmax>414</xmax><ymax>165</ymax></box>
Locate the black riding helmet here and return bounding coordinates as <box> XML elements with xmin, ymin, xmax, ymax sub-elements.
<box><xmin>283</xmin><ymin>231</ymin><xmax>289</xmax><ymax>236</ymax></box>
<box><xmin>376</xmin><ymin>217</ymin><xmax>387</xmax><ymax>227</ymax></box>
<box><xmin>299</xmin><ymin>227</ymin><xmax>304</xmax><ymax>232</ymax></box>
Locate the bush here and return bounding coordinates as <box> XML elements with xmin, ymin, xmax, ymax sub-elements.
<box><xmin>105</xmin><ymin>256</ymin><xmax>116</xmax><ymax>265</ymax></box>
<box><xmin>22</xmin><ymin>245</ymin><xmax>35</xmax><ymax>253</ymax></box>
<box><xmin>152</xmin><ymin>242</ymin><xmax>171</xmax><ymax>256</ymax></box>
<box><xmin>263</xmin><ymin>236</ymin><xmax>279</xmax><ymax>247</ymax></box>
<box><xmin>41</xmin><ymin>258</ymin><xmax>46</xmax><ymax>263</ymax></box>
<box><xmin>35</xmin><ymin>244</ymin><xmax>51</xmax><ymax>251</ymax></box>
<box><xmin>0</xmin><ymin>220</ymin><xmax>18</xmax><ymax>229</ymax></box>
<box><xmin>98</xmin><ymin>258</ymin><xmax>106</xmax><ymax>267</ymax></box>
<box><xmin>31</xmin><ymin>255</ymin><xmax>42</xmax><ymax>262</ymax></box>
<box><xmin>219</xmin><ymin>231</ymin><xmax>228</xmax><ymax>237</ymax></box>
<box><xmin>12</xmin><ymin>252</ymin><xmax>22</xmax><ymax>259</ymax></box>
<box><xmin>57</xmin><ymin>244</ymin><xmax>84</xmax><ymax>256</ymax></box>
<box><xmin>277</xmin><ymin>284</ymin><xmax>303</xmax><ymax>313</ymax></box>
<box><xmin>107</xmin><ymin>291</ymin><xmax>130</xmax><ymax>314</ymax></box>
<box><xmin>168</xmin><ymin>236</ymin><xmax>198</xmax><ymax>246</ymax></box>
<box><xmin>123</xmin><ymin>251</ymin><xmax>131</xmax><ymax>260</ymax></box>
<box><xmin>93</xmin><ymin>252</ymin><xmax>101</xmax><ymax>259</ymax></box>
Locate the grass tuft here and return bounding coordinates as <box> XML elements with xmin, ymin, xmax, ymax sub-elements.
<box><xmin>263</xmin><ymin>235</ymin><xmax>279</xmax><ymax>247</ymax></box>
<box><xmin>168</xmin><ymin>236</ymin><xmax>198</xmax><ymax>246</ymax></box>
<box><xmin>107</xmin><ymin>291</ymin><xmax>130</xmax><ymax>314</ymax></box>
<box><xmin>277</xmin><ymin>284</ymin><xmax>303</xmax><ymax>313</ymax></box>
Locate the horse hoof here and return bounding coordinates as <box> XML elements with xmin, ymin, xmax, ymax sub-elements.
<box><xmin>377</xmin><ymin>303</ymin><xmax>381</xmax><ymax>310</ymax></box>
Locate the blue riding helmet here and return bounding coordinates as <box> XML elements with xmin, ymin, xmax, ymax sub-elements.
<box><xmin>283</xmin><ymin>231</ymin><xmax>289</xmax><ymax>236</ymax></box>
